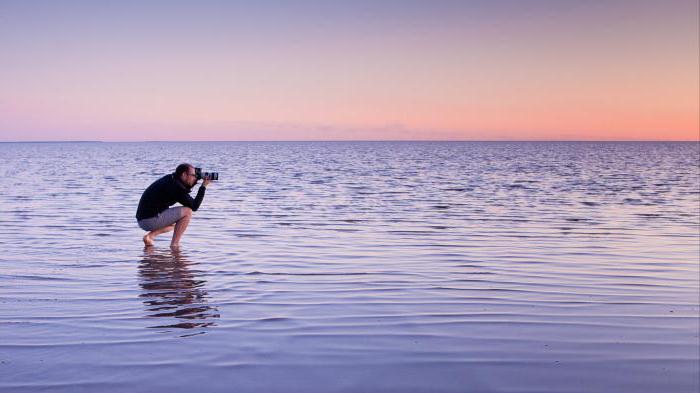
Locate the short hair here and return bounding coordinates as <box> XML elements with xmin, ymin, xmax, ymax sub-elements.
<box><xmin>175</xmin><ymin>163</ymin><xmax>193</xmax><ymax>177</ymax></box>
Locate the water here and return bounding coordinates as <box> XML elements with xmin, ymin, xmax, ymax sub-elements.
<box><xmin>1</xmin><ymin>141</ymin><xmax>698</xmax><ymax>392</ymax></box>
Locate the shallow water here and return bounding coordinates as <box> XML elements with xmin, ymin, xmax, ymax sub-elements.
<box><xmin>1</xmin><ymin>141</ymin><xmax>698</xmax><ymax>392</ymax></box>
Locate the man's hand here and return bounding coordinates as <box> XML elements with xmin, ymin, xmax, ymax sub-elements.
<box><xmin>202</xmin><ymin>175</ymin><xmax>212</xmax><ymax>187</ymax></box>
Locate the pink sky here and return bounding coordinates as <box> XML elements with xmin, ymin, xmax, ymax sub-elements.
<box><xmin>1</xmin><ymin>1</ymin><xmax>698</xmax><ymax>141</ymax></box>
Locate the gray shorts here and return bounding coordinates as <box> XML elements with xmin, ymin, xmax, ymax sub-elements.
<box><xmin>138</xmin><ymin>207</ymin><xmax>186</xmax><ymax>231</ymax></box>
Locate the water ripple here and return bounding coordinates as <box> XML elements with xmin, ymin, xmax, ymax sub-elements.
<box><xmin>0</xmin><ymin>141</ymin><xmax>698</xmax><ymax>393</ymax></box>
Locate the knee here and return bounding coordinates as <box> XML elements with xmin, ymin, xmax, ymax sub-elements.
<box><xmin>182</xmin><ymin>207</ymin><xmax>193</xmax><ymax>217</ymax></box>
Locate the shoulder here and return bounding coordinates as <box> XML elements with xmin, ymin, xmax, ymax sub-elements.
<box><xmin>149</xmin><ymin>174</ymin><xmax>171</xmax><ymax>188</ymax></box>
<box><xmin>167</xmin><ymin>174</ymin><xmax>191</xmax><ymax>193</ymax></box>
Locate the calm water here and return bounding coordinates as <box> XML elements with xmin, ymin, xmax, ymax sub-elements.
<box><xmin>1</xmin><ymin>141</ymin><xmax>698</xmax><ymax>392</ymax></box>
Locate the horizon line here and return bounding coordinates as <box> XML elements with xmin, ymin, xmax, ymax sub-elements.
<box><xmin>0</xmin><ymin>139</ymin><xmax>698</xmax><ymax>143</ymax></box>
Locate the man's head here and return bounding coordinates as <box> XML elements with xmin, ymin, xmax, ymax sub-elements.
<box><xmin>176</xmin><ymin>163</ymin><xmax>197</xmax><ymax>188</ymax></box>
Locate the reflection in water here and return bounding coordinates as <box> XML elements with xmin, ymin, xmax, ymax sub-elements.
<box><xmin>139</xmin><ymin>248</ymin><xmax>219</xmax><ymax>336</ymax></box>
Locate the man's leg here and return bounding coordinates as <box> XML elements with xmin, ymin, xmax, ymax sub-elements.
<box><xmin>170</xmin><ymin>207</ymin><xmax>192</xmax><ymax>248</ymax></box>
<box><xmin>143</xmin><ymin>224</ymin><xmax>175</xmax><ymax>246</ymax></box>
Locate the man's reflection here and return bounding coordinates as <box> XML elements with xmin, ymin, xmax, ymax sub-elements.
<box><xmin>139</xmin><ymin>247</ymin><xmax>219</xmax><ymax>336</ymax></box>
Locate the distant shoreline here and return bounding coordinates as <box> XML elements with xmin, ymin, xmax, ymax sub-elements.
<box><xmin>1</xmin><ymin>140</ymin><xmax>698</xmax><ymax>143</ymax></box>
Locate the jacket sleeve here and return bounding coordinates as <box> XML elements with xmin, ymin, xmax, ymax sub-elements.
<box><xmin>177</xmin><ymin>185</ymin><xmax>206</xmax><ymax>211</ymax></box>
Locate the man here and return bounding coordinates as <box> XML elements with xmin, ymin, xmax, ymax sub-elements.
<box><xmin>136</xmin><ymin>163</ymin><xmax>211</xmax><ymax>248</ymax></box>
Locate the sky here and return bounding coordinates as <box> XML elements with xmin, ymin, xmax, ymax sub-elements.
<box><xmin>1</xmin><ymin>0</ymin><xmax>698</xmax><ymax>141</ymax></box>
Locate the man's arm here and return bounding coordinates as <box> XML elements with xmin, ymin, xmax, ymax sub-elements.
<box><xmin>177</xmin><ymin>185</ymin><xmax>206</xmax><ymax>211</ymax></box>
<box><xmin>177</xmin><ymin>176</ymin><xmax>211</xmax><ymax>211</ymax></box>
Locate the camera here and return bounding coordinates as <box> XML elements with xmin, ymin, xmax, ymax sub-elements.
<box><xmin>194</xmin><ymin>167</ymin><xmax>219</xmax><ymax>181</ymax></box>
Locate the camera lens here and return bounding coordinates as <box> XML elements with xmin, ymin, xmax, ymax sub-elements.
<box><xmin>194</xmin><ymin>168</ymin><xmax>218</xmax><ymax>181</ymax></box>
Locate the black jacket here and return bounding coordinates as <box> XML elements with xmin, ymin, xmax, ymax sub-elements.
<box><xmin>136</xmin><ymin>174</ymin><xmax>206</xmax><ymax>220</ymax></box>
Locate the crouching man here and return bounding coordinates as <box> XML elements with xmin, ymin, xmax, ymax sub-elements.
<box><xmin>136</xmin><ymin>163</ymin><xmax>210</xmax><ymax>248</ymax></box>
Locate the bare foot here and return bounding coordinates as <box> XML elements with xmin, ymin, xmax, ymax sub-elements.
<box><xmin>143</xmin><ymin>234</ymin><xmax>154</xmax><ymax>246</ymax></box>
<box><xmin>169</xmin><ymin>242</ymin><xmax>180</xmax><ymax>249</ymax></box>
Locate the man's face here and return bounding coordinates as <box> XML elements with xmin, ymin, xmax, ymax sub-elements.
<box><xmin>180</xmin><ymin>167</ymin><xmax>197</xmax><ymax>187</ymax></box>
